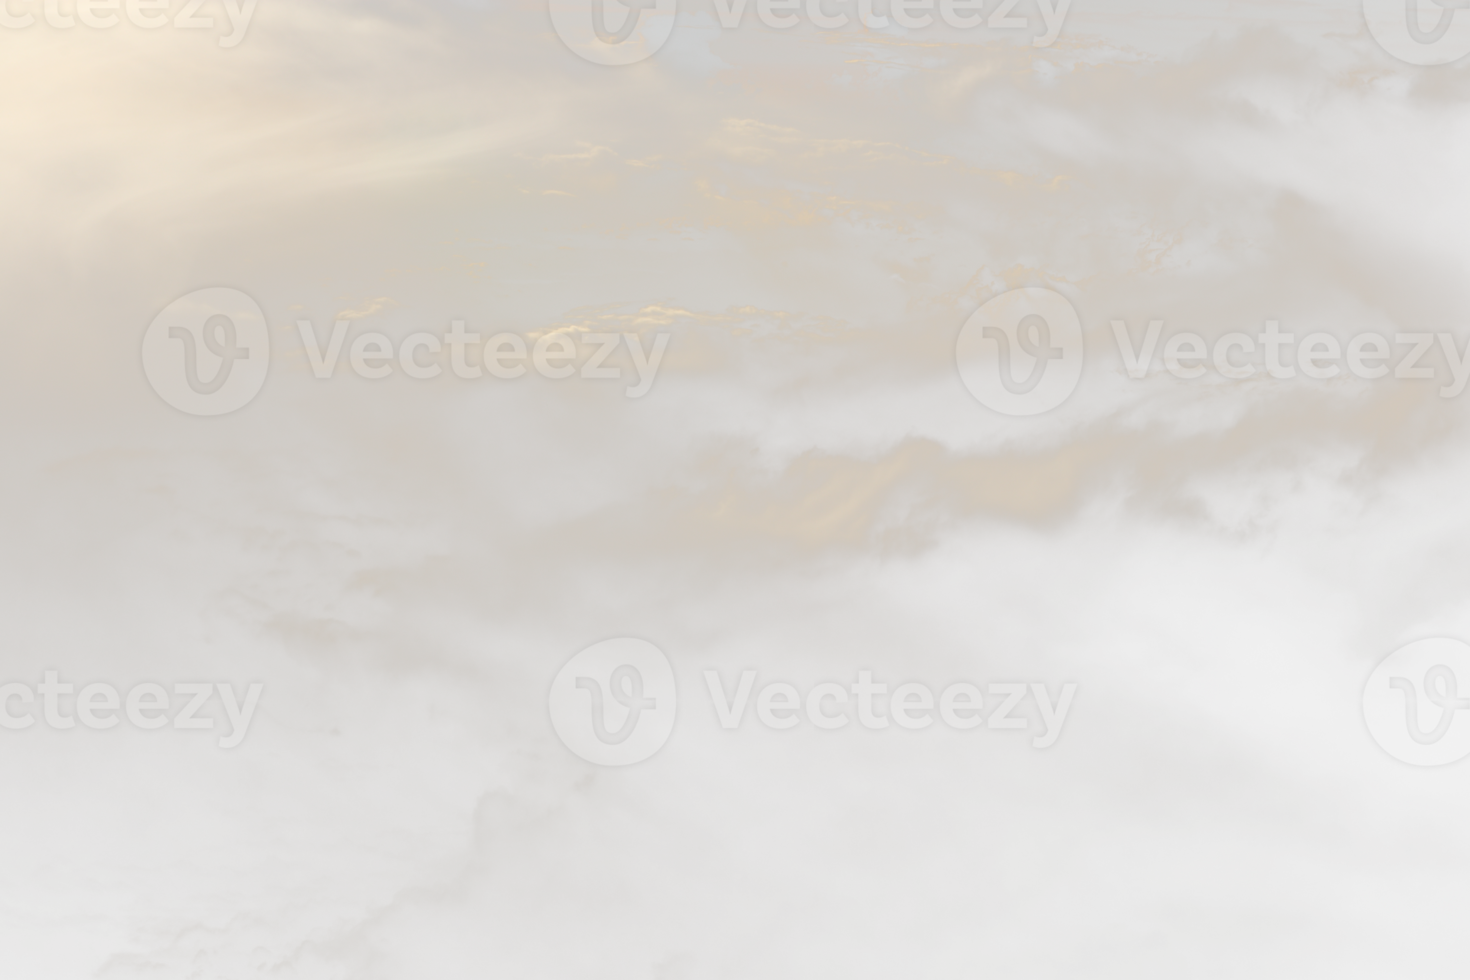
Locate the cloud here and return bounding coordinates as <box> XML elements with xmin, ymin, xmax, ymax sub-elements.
<box><xmin>917</xmin><ymin>30</ymin><xmax>1470</xmax><ymax>264</ymax></box>
<box><xmin>329</xmin><ymin>295</ymin><xmax>408</xmax><ymax>321</ymax></box>
<box><xmin>5</xmin><ymin>1</ymin><xmax>1470</xmax><ymax>977</ymax></box>
<box><xmin>658</xmin><ymin>11</ymin><xmax>740</xmax><ymax>77</ymax></box>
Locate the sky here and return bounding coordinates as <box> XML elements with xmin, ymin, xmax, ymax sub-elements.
<box><xmin>2</xmin><ymin>0</ymin><xmax>1470</xmax><ymax>976</ymax></box>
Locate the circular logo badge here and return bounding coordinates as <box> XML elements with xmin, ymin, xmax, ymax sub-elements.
<box><xmin>956</xmin><ymin>287</ymin><xmax>1085</xmax><ymax>417</ymax></box>
<box><xmin>142</xmin><ymin>288</ymin><xmax>270</xmax><ymax>417</ymax></box>
<box><xmin>1363</xmin><ymin>637</ymin><xmax>1470</xmax><ymax>766</ymax></box>
<box><xmin>552</xmin><ymin>0</ymin><xmax>676</xmax><ymax>66</ymax></box>
<box><xmin>1365</xmin><ymin>0</ymin><xmax>1470</xmax><ymax>66</ymax></box>
<box><xmin>549</xmin><ymin>638</ymin><xmax>677</xmax><ymax>766</ymax></box>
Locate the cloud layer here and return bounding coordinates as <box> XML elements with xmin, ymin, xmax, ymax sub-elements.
<box><xmin>2</xmin><ymin>1</ymin><xmax>1469</xmax><ymax>976</ymax></box>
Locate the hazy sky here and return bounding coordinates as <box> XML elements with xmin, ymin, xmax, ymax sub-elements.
<box><xmin>2</xmin><ymin>0</ymin><xmax>1470</xmax><ymax>976</ymax></box>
